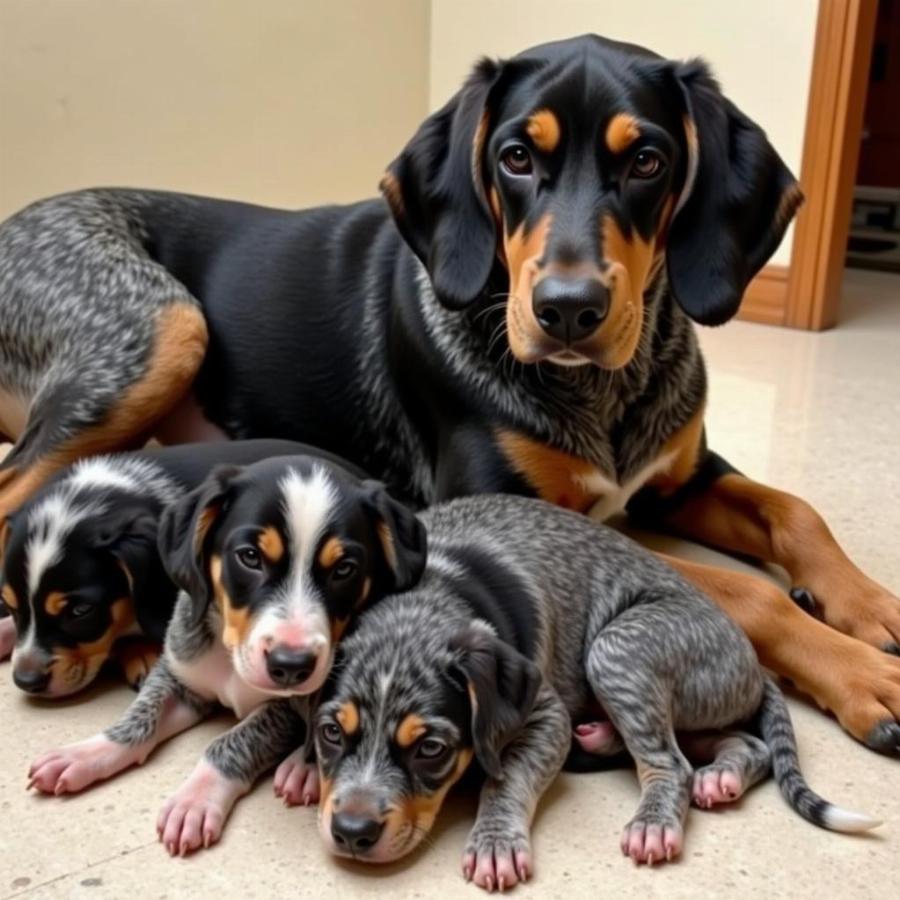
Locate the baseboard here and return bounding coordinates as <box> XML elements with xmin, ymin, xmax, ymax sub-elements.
<box><xmin>737</xmin><ymin>264</ymin><xmax>789</xmax><ymax>325</ymax></box>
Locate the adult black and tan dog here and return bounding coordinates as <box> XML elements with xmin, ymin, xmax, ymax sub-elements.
<box><xmin>0</xmin><ymin>35</ymin><xmax>898</xmax><ymax>751</ymax></box>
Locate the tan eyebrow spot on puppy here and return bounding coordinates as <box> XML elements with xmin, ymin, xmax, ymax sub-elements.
<box><xmin>606</xmin><ymin>113</ymin><xmax>641</xmax><ymax>154</ymax></box>
<box><xmin>318</xmin><ymin>535</ymin><xmax>344</xmax><ymax>569</ymax></box>
<box><xmin>526</xmin><ymin>109</ymin><xmax>561</xmax><ymax>153</ymax></box>
<box><xmin>395</xmin><ymin>713</ymin><xmax>427</xmax><ymax>748</ymax></box>
<box><xmin>45</xmin><ymin>591</ymin><xmax>68</xmax><ymax>616</ymax></box>
<box><xmin>258</xmin><ymin>526</ymin><xmax>285</xmax><ymax>564</ymax></box>
<box><xmin>2</xmin><ymin>584</ymin><xmax>18</xmax><ymax>610</ymax></box>
<box><xmin>337</xmin><ymin>701</ymin><xmax>360</xmax><ymax>736</ymax></box>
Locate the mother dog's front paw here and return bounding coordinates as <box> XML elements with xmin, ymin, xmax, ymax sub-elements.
<box><xmin>825</xmin><ymin>644</ymin><xmax>900</xmax><ymax>753</ymax></box>
<box><xmin>462</xmin><ymin>823</ymin><xmax>533</xmax><ymax>891</ymax></box>
<box><xmin>0</xmin><ymin>616</ymin><xmax>15</xmax><ymax>661</ymax></box>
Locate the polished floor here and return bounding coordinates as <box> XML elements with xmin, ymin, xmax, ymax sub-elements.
<box><xmin>1</xmin><ymin>269</ymin><xmax>898</xmax><ymax>899</ymax></box>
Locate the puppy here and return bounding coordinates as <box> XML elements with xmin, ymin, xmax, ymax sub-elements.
<box><xmin>0</xmin><ymin>439</ymin><xmax>334</xmax><ymax>695</ymax></box>
<box><xmin>27</xmin><ymin>454</ymin><xmax>426</xmax><ymax>856</ymax></box>
<box><xmin>313</xmin><ymin>495</ymin><xmax>877</xmax><ymax>890</ymax></box>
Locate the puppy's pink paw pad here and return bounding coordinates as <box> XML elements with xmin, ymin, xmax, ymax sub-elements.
<box><xmin>273</xmin><ymin>751</ymin><xmax>320</xmax><ymax>807</ymax></box>
<box><xmin>157</xmin><ymin>761</ymin><xmax>245</xmax><ymax>856</ymax></box>
<box><xmin>692</xmin><ymin>766</ymin><xmax>744</xmax><ymax>809</ymax></box>
<box><xmin>573</xmin><ymin>720</ymin><xmax>619</xmax><ymax>754</ymax></box>
<box><xmin>462</xmin><ymin>835</ymin><xmax>532</xmax><ymax>891</ymax></box>
<box><xmin>620</xmin><ymin>820</ymin><xmax>683</xmax><ymax>865</ymax></box>
<box><xmin>27</xmin><ymin>735</ymin><xmax>134</xmax><ymax>795</ymax></box>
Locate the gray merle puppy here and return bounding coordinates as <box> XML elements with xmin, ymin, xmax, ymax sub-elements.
<box><xmin>314</xmin><ymin>495</ymin><xmax>879</xmax><ymax>891</ymax></box>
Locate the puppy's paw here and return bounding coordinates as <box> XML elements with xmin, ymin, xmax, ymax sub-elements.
<box><xmin>462</xmin><ymin>823</ymin><xmax>532</xmax><ymax>891</ymax></box>
<box><xmin>573</xmin><ymin>720</ymin><xmax>622</xmax><ymax>755</ymax></box>
<box><xmin>0</xmin><ymin>615</ymin><xmax>15</xmax><ymax>661</ymax></box>
<box><xmin>157</xmin><ymin>759</ymin><xmax>247</xmax><ymax>856</ymax></box>
<box><xmin>692</xmin><ymin>764</ymin><xmax>744</xmax><ymax>809</ymax></box>
<box><xmin>28</xmin><ymin>734</ymin><xmax>140</xmax><ymax>795</ymax></box>
<box><xmin>273</xmin><ymin>750</ymin><xmax>319</xmax><ymax>807</ymax></box>
<box><xmin>620</xmin><ymin>818</ymin><xmax>683</xmax><ymax>865</ymax></box>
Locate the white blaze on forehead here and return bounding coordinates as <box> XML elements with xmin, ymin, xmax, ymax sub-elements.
<box><xmin>68</xmin><ymin>456</ymin><xmax>139</xmax><ymax>493</ymax></box>
<box><xmin>279</xmin><ymin>466</ymin><xmax>338</xmax><ymax>577</ymax></box>
<box><xmin>25</xmin><ymin>490</ymin><xmax>105</xmax><ymax>600</ymax></box>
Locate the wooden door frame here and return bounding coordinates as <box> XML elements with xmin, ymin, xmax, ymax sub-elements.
<box><xmin>738</xmin><ymin>0</ymin><xmax>878</xmax><ymax>330</ymax></box>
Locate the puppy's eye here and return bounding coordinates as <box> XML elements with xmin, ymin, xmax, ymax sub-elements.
<box><xmin>320</xmin><ymin>722</ymin><xmax>343</xmax><ymax>745</ymax></box>
<box><xmin>416</xmin><ymin>738</ymin><xmax>448</xmax><ymax>760</ymax></box>
<box><xmin>235</xmin><ymin>546</ymin><xmax>262</xmax><ymax>570</ymax></box>
<box><xmin>630</xmin><ymin>149</ymin><xmax>664</xmax><ymax>179</ymax></box>
<box><xmin>68</xmin><ymin>602</ymin><xmax>95</xmax><ymax>619</ymax></box>
<box><xmin>500</xmin><ymin>144</ymin><xmax>533</xmax><ymax>176</ymax></box>
<box><xmin>331</xmin><ymin>559</ymin><xmax>358</xmax><ymax>581</ymax></box>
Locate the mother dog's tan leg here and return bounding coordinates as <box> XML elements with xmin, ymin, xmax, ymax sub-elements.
<box><xmin>0</xmin><ymin>304</ymin><xmax>207</xmax><ymax>519</ymax></box>
<box><xmin>662</xmin><ymin>555</ymin><xmax>900</xmax><ymax>753</ymax></box>
<box><xmin>661</xmin><ymin>473</ymin><xmax>900</xmax><ymax>654</ymax></box>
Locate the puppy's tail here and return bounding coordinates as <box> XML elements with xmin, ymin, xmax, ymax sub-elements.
<box><xmin>759</xmin><ymin>677</ymin><xmax>881</xmax><ymax>833</ymax></box>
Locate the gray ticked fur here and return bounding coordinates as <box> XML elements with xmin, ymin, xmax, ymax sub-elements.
<box><xmin>328</xmin><ymin>494</ymin><xmax>877</xmax><ymax>868</ymax></box>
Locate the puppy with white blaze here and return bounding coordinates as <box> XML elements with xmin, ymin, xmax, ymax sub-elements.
<box><xmin>27</xmin><ymin>454</ymin><xmax>426</xmax><ymax>857</ymax></box>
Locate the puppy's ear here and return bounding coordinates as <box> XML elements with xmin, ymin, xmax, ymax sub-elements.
<box><xmin>667</xmin><ymin>59</ymin><xmax>803</xmax><ymax>326</ymax></box>
<box><xmin>95</xmin><ymin>506</ymin><xmax>174</xmax><ymax>642</ymax></box>
<box><xmin>157</xmin><ymin>465</ymin><xmax>241</xmax><ymax>625</ymax></box>
<box><xmin>448</xmin><ymin>623</ymin><xmax>542</xmax><ymax>780</ymax></box>
<box><xmin>381</xmin><ymin>57</ymin><xmax>506</xmax><ymax>309</ymax></box>
<box><xmin>362</xmin><ymin>481</ymin><xmax>427</xmax><ymax>593</ymax></box>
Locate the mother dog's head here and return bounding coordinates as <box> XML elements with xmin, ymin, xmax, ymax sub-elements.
<box><xmin>381</xmin><ymin>34</ymin><xmax>802</xmax><ymax>369</ymax></box>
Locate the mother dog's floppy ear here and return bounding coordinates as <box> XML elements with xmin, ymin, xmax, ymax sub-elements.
<box><xmin>448</xmin><ymin>623</ymin><xmax>542</xmax><ymax>780</ymax></box>
<box><xmin>157</xmin><ymin>465</ymin><xmax>241</xmax><ymax>625</ymax></box>
<box><xmin>667</xmin><ymin>60</ymin><xmax>804</xmax><ymax>326</ymax></box>
<box><xmin>381</xmin><ymin>58</ymin><xmax>505</xmax><ymax>310</ymax></box>
<box><xmin>94</xmin><ymin>505</ymin><xmax>176</xmax><ymax>642</ymax></box>
<box><xmin>362</xmin><ymin>480</ymin><xmax>427</xmax><ymax>593</ymax></box>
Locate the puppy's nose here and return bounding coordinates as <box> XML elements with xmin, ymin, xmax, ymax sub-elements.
<box><xmin>532</xmin><ymin>276</ymin><xmax>610</xmax><ymax>344</ymax></box>
<box><xmin>331</xmin><ymin>812</ymin><xmax>385</xmax><ymax>854</ymax></box>
<box><xmin>265</xmin><ymin>645</ymin><xmax>317</xmax><ymax>687</ymax></box>
<box><xmin>13</xmin><ymin>668</ymin><xmax>50</xmax><ymax>694</ymax></box>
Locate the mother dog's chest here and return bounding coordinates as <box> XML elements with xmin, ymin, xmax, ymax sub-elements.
<box><xmin>167</xmin><ymin>643</ymin><xmax>272</xmax><ymax>720</ymax></box>
<box><xmin>495</xmin><ymin>406</ymin><xmax>704</xmax><ymax>519</ymax></box>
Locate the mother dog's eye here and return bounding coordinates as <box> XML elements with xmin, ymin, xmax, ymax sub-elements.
<box><xmin>416</xmin><ymin>738</ymin><xmax>448</xmax><ymax>760</ymax></box>
<box><xmin>235</xmin><ymin>546</ymin><xmax>262</xmax><ymax>570</ymax></box>
<box><xmin>331</xmin><ymin>559</ymin><xmax>358</xmax><ymax>581</ymax></box>
<box><xmin>500</xmin><ymin>144</ymin><xmax>533</xmax><ymax>176</ymax></box>
<box><xmin>630</xmin><ymin>148</ymin><xmax>664</xmax><ymax>179</ymax></box>
<box><xmin>320</xmin><ymin>722</ymin><xmax>343</xmax><ymax>745</ymax></box>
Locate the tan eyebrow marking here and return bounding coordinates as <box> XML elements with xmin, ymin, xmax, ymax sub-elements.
<box><xmin>395</xmin><ymin>713</ymin><xmax>428</xmax><ymax>748</ymax></box>
<box><xmin>45</xmin><ymin>590</ymin><xmax>68</xmax><ymax>616</ymax></box>
<box><xmin>2</xmin><ymin>583</ymin><xmax>19</xmax><ymax>610</ymax></box>
<box><xmin>337</xmin><ymin>701</ymin><xmax>360</xmax><ymax>735</ymax></box>
<box><xmin>258</xmin><ymin>525</ymin><xmax>285</xmax><ymax>564</ymax></box>
<box><xmin>317</xmin><ymin>535</ymin><xmax>344</xmax><ymax>569</ymax></box>
<box><xmin>526</xmin><ymin>109</ymin><xmax>561</xmax><ymax>153</ymax></box>
<box><xmin>605</xmin><ymin>113</ymin><xmax>641</xmax><ymax>154</ymax></box>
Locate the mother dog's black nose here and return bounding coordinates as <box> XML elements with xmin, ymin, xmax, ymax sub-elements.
<box><xmin>266</xmin><ymin>646</ymin><xmax>317</xmax><ymax>687</ymax></box>
<box><xmin>331</xmin><ymin>812</ymin><xmax>385</xmax><ymax>853</ymax></box>
<box><xmin>14</xmin><ymin>668</ymin><xmax>50</xmax><ymax>694</ymax></box>
<box><xmin>533</xmin><ymin>276</ymin><xmax>610</xmax><ymax>344</ymax></box>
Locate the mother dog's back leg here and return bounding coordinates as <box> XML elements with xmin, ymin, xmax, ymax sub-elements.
<box><xmin>0</xmin><ymin>191</ymin><xmax>208</xmax><ymax>518</ymax></box>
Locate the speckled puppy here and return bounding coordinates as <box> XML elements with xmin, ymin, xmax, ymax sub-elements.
<box><xmin>27</xmin><ymin>454</ymin><xmax>425</xmax><ymax>856</ymax></box>
<box><xmin>314</xmin><ymin>495</ymin><xmax>878</xmax><ymax>891</ymax></box>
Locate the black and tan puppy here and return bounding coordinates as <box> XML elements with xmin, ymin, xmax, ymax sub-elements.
<box><xmin>27</xmin><ymin>453</ymin><xmax>425</xmax><ymax>856</ymax></box>
<box><xmin>0</xmin><ymin>440</ymin><xmax>336</xmax><ymax>696</ymax></box>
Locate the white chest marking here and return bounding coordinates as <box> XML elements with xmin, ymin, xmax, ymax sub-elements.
<box><xmin>167</xmin><ymin>643</ymin><xmax>273</xmax><ymax>720</ymax></box>
<box><xmin>583</xmin><ymin>450</ymin><xmax>678</xmax><ymax>522</ymax></box>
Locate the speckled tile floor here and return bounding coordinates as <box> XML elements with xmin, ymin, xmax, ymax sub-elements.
<box><xmin>1</xmin><ymin>269</ymin><xmax>898</xmax><ymax>899</ymax></box>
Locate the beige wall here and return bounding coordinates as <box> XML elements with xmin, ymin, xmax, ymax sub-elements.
<box><xmin>0</xmin><ymin>0</ymin><xmax>429</xmax><ymax>219</ymax></box>
<box><xmin>429</xmin><ymin>0</ymin><xmax>819</xmax><ymax>266</ymax></box>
